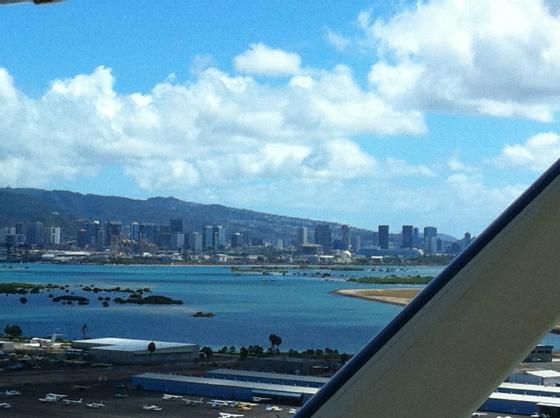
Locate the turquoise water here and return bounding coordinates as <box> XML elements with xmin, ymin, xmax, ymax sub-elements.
<box><xmin>0</xmin><ymin>264</ymin><xmax>559</xmax><ymax>353</ymax></box>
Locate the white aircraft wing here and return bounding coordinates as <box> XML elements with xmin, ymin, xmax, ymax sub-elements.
<box><xmin>296</xmin><ymin>158</ymin><xmax>560</xmax><ymax>418</ymax></box>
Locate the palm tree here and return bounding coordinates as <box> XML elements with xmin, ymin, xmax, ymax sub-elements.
<box><xmin>81</xmin><ymin>324</ymin><xmax>88</xmax><ymax>339</ymax></box>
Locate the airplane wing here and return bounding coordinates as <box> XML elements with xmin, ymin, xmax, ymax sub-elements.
<box><xmin>296</xmin><ymin>158</ymin><xmax>560</xmax><ymax>418</ymax></box>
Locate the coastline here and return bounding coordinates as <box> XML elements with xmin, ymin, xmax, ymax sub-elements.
<box><xmin>333</xmin><ymin>288</ymin><xmax>421</xmax><ymax>307</ymax></box>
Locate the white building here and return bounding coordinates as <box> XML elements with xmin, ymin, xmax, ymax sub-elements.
<box><xmin>507</xmin><ymin>370</ymin><xmax>560</xmax><ymax>386</ymax></box>
<box><xmin>72</xmin><ymin>337</ymin><xmax>198</xmax><ymax>365</ymax></box>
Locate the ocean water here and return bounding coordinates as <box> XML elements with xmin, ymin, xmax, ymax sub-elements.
<box><xmin>0</xmin><ymin>263</ymin><xmax>559</xmax><ymax>354</ymax></box>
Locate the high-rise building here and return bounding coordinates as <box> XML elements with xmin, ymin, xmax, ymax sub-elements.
<box><xmin>424</xmin><ymin>226</ymin><xmax>438</xmax><ymax>255</ymax></box>
<box><xmin>213</xmin><ymin>225</ymin><xmax>226</xmax><ymax>250</ymax></box>
<box><xmin>231</xmin><ymin>232</ymin><xmax>242</xmax><ymax>248</ymax></box>
<box><xmin>77</xmin><ymin>229</ymin><xmax>88</xmax><ymax>248</ymax></box>
<box><xmin>351</xmin><ymin>235</ymin><xmax>361</xmax><ymax>253</ymax></box>
<box><xmin>15</xmin><ymin>222</ymin><xmax>24</xmax><ymax>235</ymax></box>
<box><xmin>315</xmin><ymin>224</ymin><xmax>333</xmax><ymax>250</ymax></box>
<box><xmin>341</xmin><ymin>225</ymin><xmax>351</xmax><ymax>250</ymax></box>
<box><xmin>130</xmin><ymin>222</ymin><xmax>140</xmax><ymax>241</ymax></box>
<box><xmin>159</xmin><ymin>225</ymin><xmax>171</xmax><ymax>249</ymax></box>
<box><xmin>28</xmin><ymin>221</ymin><xmax>44</xmax><ymax>246</ymax></box>
<box><xmin>170</xmin><ymin>218</ymin><xmax>183</xmax><ymax>234</ymax></box>
<box><xmin>188</xmin><ymin>231</ymin><xmax>203</xmax><ymax>254</ymax></box>
<box><xmin>413</xmin><ymin>227</ymin><xmax>420</xmax><ymax>248</ymax></box>
<box><xmin>203</xmin><ymin>225</ymin><xmax>214</xmax><ymax>251</ymax></box>
<box><xmin>44</xmin><ymin>226</ymin><xmax>61</xmax><ymax>245</ymax></box>
<box><xmin>297</xmin><ymin>226</ymin><xmax>308</xmax><ymax>246</ymax></box>
<box><xmin>105</xmin><ymin>221</ymin><xmax>122</xmax><ymax>246</ymax></box>
<box><xmin>401</xmin><ymin>225</ymin><xmax>413</xmax><ymax>248</ymax></box>
<box><xmin>378</xmin><ymin>225</ymin><xmax>389</xmax><ymax>249</ymax></box>
<box><xmin>170</xmin><ymin>232</ymin><xmax>185</xmax><ymax>251</ymax></box>
<box><xmin>15</xmin><ymin>222</ymin><xmax>26</xmax><ymax>244</ymax></box>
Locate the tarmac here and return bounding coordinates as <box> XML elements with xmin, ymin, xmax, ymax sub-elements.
<box><xmin>0</xmin><ymin>378</ymin><xmax>296</xmax><ymax>417</ymax></box>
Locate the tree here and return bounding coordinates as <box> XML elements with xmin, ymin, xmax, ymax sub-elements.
<box><xmin>81</xmin><ymin>324</ymin><xmax>88</xmax><ymax>339</ymax></box>
<box><xmin>147</xmin><ymin>341</ymin><xmax>156</xmax><ymax>353</ymax></box>
<box><xmin>4</xmin><ymin>324</ymin><xmax>22</xmax><ymax>338</ymax></box>
<box><xmin>200</xmin><ymin>346</ymin><xmax>213</xmax><ymax>358</ymax></box>
<box><xmin>239</xmin><ymin>347</ymin><xmax>248</xmax><ymax>359</ymax></box>
<box><xmin>268</xmin><ymin>334</ymin><xmax>282</xmax><ymax>352</ymax></box>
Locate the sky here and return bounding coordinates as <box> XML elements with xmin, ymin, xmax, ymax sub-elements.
<box><xmin>2</xmin><ymin>0</ymin><xmax>560</xmax><ymax>236</ymax></box>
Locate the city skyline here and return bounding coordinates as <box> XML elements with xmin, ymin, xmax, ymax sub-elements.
<box><xmin>2</xmin><ymin>1</ymin><xmax>560</xmax><ymax>236</ymax></box>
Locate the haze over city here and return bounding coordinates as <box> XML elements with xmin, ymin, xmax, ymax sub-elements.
<box><xmin>3</xmin><ymin>1</ymin><xmax>560</xmax><ymax>236</ymax></box>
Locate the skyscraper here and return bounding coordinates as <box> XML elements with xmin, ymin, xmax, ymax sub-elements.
<box><xmin>424</xmin><ymin>226</ymin><xmax>438</xmax><ymax>255</ymax></box>
<box><xmin>44</xmin><ymin>226</ymin><xmax>61</xmax><ymax>245</ymax></box>
<box><xmin>378</xmin><ymin>225</ymin><xmax>389</xmax><ymax>249</ymax></box>
<box><xmin>203</xmin><ymin>225</ymin><xmax>214</xmax><ymax>251</ymax></box>
<box><xmin>297</xmin><ymin>226</ymin><xmax>308</xmax><ymax>245</ymax></box>
<box><xmin>315</xmin><ymin>224</ymin><xmax>333</xmax><ymax>250</ymax></box>
<box><xmin>231</xmin><ymin>232</ymin><xmax>242</xmax><ymax>248</ymax></box>
<box><xmin>105</xmin><ymin>221</ymin><xmax>122</xmax><ymax>246</ymax></box>
<box><xmin>341</xmin><ymin>225</ymin><xmax>351</xmax><ymax>250</ymax></box>
<box><xmin>130</xmin><ymin>222</ymin><xmax>140</xmax><ymax>241</ymax></box>
<box><xmin>351</xmin><ymin>235</ymin><xmax>361</xmax><ymax>253</ymax></box>
<box><xmin>402</xmin><ymin>225</ymin><xmax>413</xmax><ymax>248</ymax></box>
<box><xmin>189</xmin><ymin>231</ymin><xmax>203</xmax><ymax>254</ymax></box>
<box><xmin>213</xmin><ymin>225</ymin><xmax>226</xmax><ymax>250</ymax></box>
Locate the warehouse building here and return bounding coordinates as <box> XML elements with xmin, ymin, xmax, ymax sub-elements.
<box><xmin>72</xmin><ymin>337</ymin><xmax>198</xmax><ymax>365</ymax></box>
<box><xmin>524</xmin><ymin>345</ymin><xmax>553</xmax><ymax>362</ymax></box>
<box><xmin>497</xmin><ymin>382</ymin><xmax>560</xmax><ymax>398</ymax></box>
<box><xmin>507</xmin><ymin>370</ymin><xmax>560</xmax><ymax>386</ymax></box>
<box><xmin>204</xmin><ymin>368</ymin><xmax>329</xmax><ymax>388</ymax></box>
<box><xmin>132</xmin><ymin>372</ymin><xmax>318</xmax><ymax>405</ymax></box>
<box><xmin>480</xmin><ymin>392</ymin><xmax>560</xmax><ymax>416</ymax></box>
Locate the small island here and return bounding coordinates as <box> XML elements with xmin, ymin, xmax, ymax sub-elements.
<box><xmin>113</xmin><ymin>295</ymin><xmax>183</xmax><ymax>305</ymax></box>
<box><xmin>191</xmin><ymin>311</ymin><xmax>215</xmax><ymax>318</ymax></box>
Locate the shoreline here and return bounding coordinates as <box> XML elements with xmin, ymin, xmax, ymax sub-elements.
<box><xmin>333</xmin><ymin>288</ymin><xmax>421</xmax><ymax>307</ymax></box>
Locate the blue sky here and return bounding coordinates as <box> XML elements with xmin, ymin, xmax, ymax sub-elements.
<box><xmin>1</xmin><ymin>0</ymin><xmax>560</xmax><ymax>236</ymax></box>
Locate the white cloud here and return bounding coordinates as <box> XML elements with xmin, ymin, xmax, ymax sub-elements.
<box><xmin>0</xmin><ymin>64</ymin><xmax>426</xmax><ymax>193</ymax></box>
<box><xmin>234</xmin><ymin>43</ymin><xmax>301</xmax><ymax>76</ymax></box>
<box><xmin>495</xmin><ymin>132</ymin><xmax>560</xmax><ymax>171</ymax></box>
<box><xmin>325</xmin><ymin>29</ymin><xmax>352</xmax><ymax>52</ymax></box>
<box><xmin>362</xmin><ymin>0</ymin><xmax>560</xmax><ymax>121</ymax></box>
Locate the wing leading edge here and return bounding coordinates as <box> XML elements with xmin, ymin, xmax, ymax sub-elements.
<box><xmin>296</xmin><ymin>158</ymin><xmax>560</xmax><ymax>418</ymax></box>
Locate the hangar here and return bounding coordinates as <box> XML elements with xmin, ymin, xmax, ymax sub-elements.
<box><xmin>72</xmin><ymin>337</ymin><xmax>198</xmax><ymax>364</ymax></box>
<box><xmin>132</xmin><ymin>372</ymin><xmax>318</xmax><ymax>405</ymax></box>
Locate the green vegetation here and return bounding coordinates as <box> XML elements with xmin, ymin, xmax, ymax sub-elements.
<box><xmin>191</xmin><ymin>311</ymin><xmax>215</xmax><ymax>318</ymax></box>
<box><xmin>81</xmin><ymin>286</ymin><xmax>150</xmax><ymax>293</ymax></box>
<box><xmin>52</xmin><ymin>295</ymin><xmax>89</xmax><ymax>304</ymax></box>
<box><xmin>0</xmin><ymin>282</ymin><xmax>63</xmax><ymax>295</ymax></box>
<box><xmin>113</xmin><ymin>295</ymin><xmax>183</xmax><ymax>305</ymax></box>
<box><xmin>347</xmin><ymin>275</ymin><xmax>433</xmax><ymax>284</ymax></box>
<box><xmin>4</xmin><ymin>324</ymin><xmax>22</xmax><ymax>338</ymax></box>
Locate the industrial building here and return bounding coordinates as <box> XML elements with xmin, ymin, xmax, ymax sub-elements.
<box><xmin>507</xmin><ymin>369</ymin><xmax>560</xmax><ymax>386</ymax></box>
<box><xmin>132</xmin><ymin>372</ymin><xmax>318</xmax><ymax>405</ymax></box>
<box><xmin>480</xmin><ymin>392</ymin><xmax>560</xmax><ymax>417</ymax></box>
<box><xmin>204</xmin><ymin>369</ymin><xmax>329</xmax><ymax>388</ymax></box>
<box><xmin>497</xmin><ymin>382</ymin><xmax>560</xmax><ymax>398</ymax></box>
<box><xmin>524</xmin><ymin>345</ymin><xmax>553</xmax><ymax>362</ymax></box>
<box><xmin>72</xmin><ymin>337</ymin><xmax>198</xmax><ymax>365</ymax></box>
